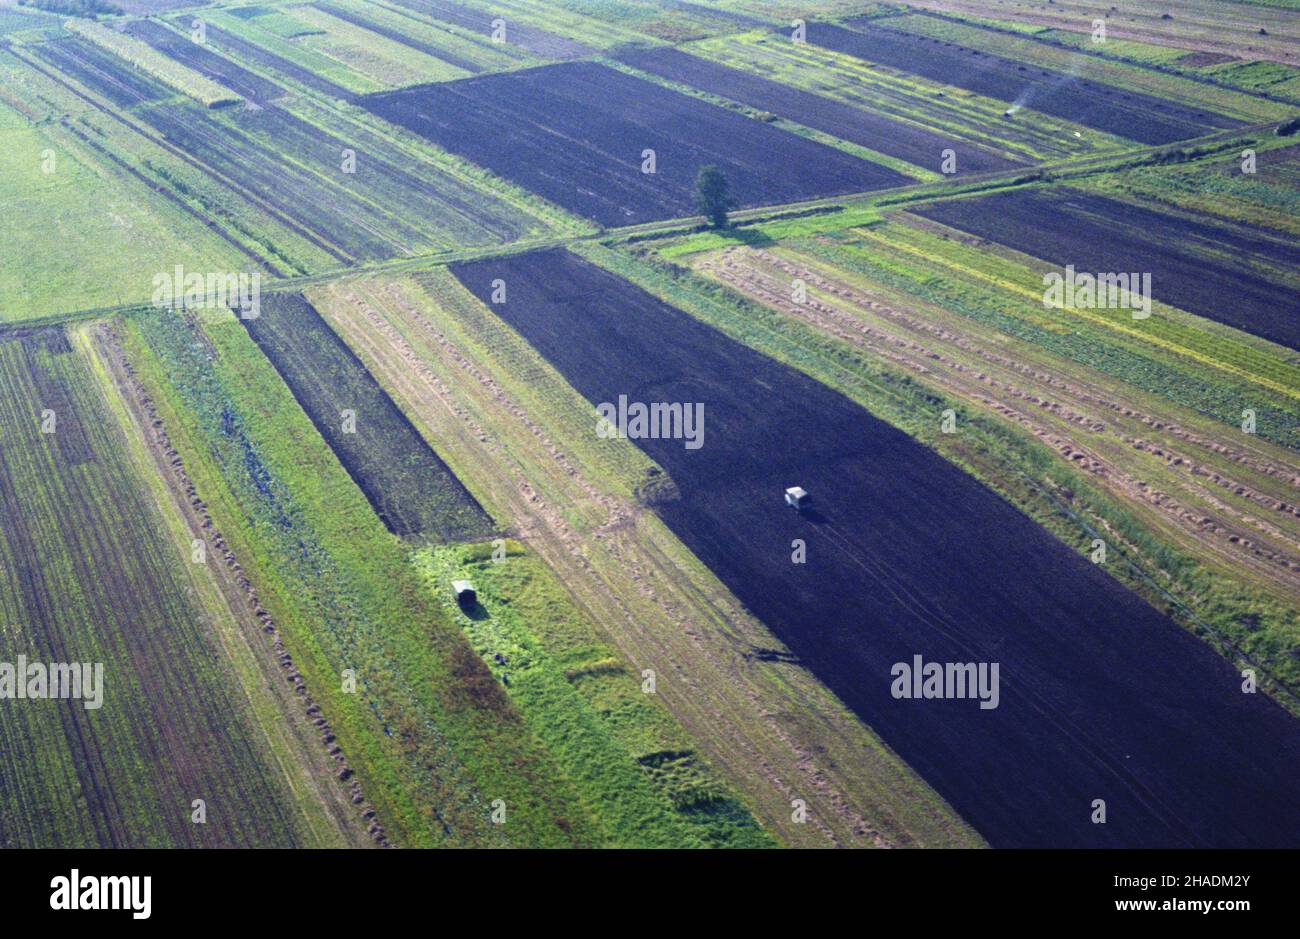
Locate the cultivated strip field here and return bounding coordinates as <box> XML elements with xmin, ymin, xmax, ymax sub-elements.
<box><xmin>872</xmin><ymin>11</ymin><xmax>1300</xmax><ymax>113</ymax></box>
<box><xmin>911</xmin><ymin>187</ymin><xmax>1300</xmax><ymax>350</ymax></box>
<box><xmin>806</xmin><ymin>20</ymin><xmax>1247</xmax><ymax>143</ymax></box>
<box><xmin>0</xmin><ymin>327</ymin><xmax>343</xmax><ymax>847</ymax></box>
<box><xmin>17</xmin><ymin>30</ymin><xmax>559</xmax><ymax>270</ymax></box>
<box><xmin>451</xmin><ymin>248</ymin><xmax>1300</xmax><ymax>848</ymax></box>
<box><xmin>1084</xmin><ymin>141</ymin><xmax>1300</xmax><ymax>238</ymax></box>
<box><xmin>385</xmin><ymin>0</ymin><xmax>596</xmax><ymax>58</ymax></box>
<box><xmin>663</xmin><ymin>30</ymin><xmax>1132</xmax><ymax>164</ymax></box>
<box><xmin>685</xmin><ymin>238</ymin><xmax>1300</xmax><ymax>693</ymax></box>
<box><xmin>893</xmin><ymin>0</ymin><xmax>1300</xmax><ymax>67</ymax></box>
<box><xmin>305</xmin><ymin>269</ymin><xmax>982</xmax><ymax>848</ymax></box>
<box><xmin>190</xmin><ymin>19</ymin><xmax>359</xmax><ymax>101</ymax></box>
<box><xmin>123</xmin><ymin>18</ymin><xmax>289</xmax><ymax>107</ymax></box>
<box><xmin>117</xmin><ymin>308</ymin><xmax>594</xmax><ymax>847</ymax></box>
<box><xmin>614</xmin><ymin>44</ymin><xmax>1026</xmax><ymax>174</ymax></box>
<box><xmin>242</xmin><ymin>293</ymin><xmax>494</xmax><ymax>541</ymax></box>
<box><xmin>0</xmin><ymin>88</ymin><xmax>256</xmax><ymax>321</ymax></box>
<box><xmin>4</xmin><ymin>0</ymin><xmax>1298</xmax><ymax>860</ymax></box>
<box><xmin>360</xmin><ymin>61</ymin><xmax>910</xmax><ymax>226</ymax></box>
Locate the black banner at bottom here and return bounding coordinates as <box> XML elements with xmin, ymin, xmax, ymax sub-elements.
<box><xmin>0</xmin><ymin>848</ymin><xmax>1289</xmax><ymax>926</ymax></box>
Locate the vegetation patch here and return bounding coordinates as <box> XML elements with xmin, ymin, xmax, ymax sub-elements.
<box><xmin>119</xmin><ymin>307</ymin><xmax>595</xmax><ymax>847</ymax></box>
<box><xmin>0</xmin><ymin>326</ymin><xmax>328</xmax><ymax>847</ymax></box>
<box><xmin>414</xmin><ymin>541</ymin><xmax>774</xmax><ymax>847</ymax></box>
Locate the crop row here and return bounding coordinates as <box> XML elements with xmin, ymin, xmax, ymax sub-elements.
<box><xmin>286</xmin><ymin>4</ymin><xmax>471</xmax><ymax>86</ymax></box>
<box><xmin>689</xmin><ymin>241</ymin><xmax>1300</xmax><ymax>663</ymax></box>
<box><xmin>912</xmin><ymin>186</ymin><xmax>1300</xmax><ymax>350</ymax></box>
<box><xmin>680</xmin><ymin>31</ymin><xmax>1125</xmax><ymax>164</ymax></box>
<box><xmin>807</xmin><ymin>20</ymin><xmax>1245</xmax><ymax>144</ymax></box>
<box><xmin>875</xmin><ymin>11</ymin><xmax>1296</xmax><ymax>121</ymax></box>
<box><xmin>306</xmin><ymin>269</ymin><xmax>979</xmax><ymax>848</ymax></box>
<box><xmin>119</xmin><ymin>307</ymin><xmax>595</xmax><ymax>846</ymax></box>
<box><xmin>1078</xmin><ymin>141</ymin><xmax>1300</xmax><ymax>238</ymax></box>
<box><xmin>535</xmin><ymin>243</ymin><xmax>1300</xmax><ymax>847</ymax></box>
<box><xmin>33</xmin><ymin>32</ymin><xmax>553</xmax><ymax>261</ymax></box>
<box><xmin>385</xmin><ymin>0</ymin><xmax>605</xmax><ymax>58</ymax></box>
<box><xmin>0</xmin><ymin>328</ymin><xmax>319</xmax><ymax>846</ymax></box>
<box><xmin>123</xmin><ymin>19</ymin><xmax>287</xmax><ymax>107</ymax></box>
<box><xmin>0</xmin><ymin>56</ymin><xmax>290</xmax><ymax>321</ymax></box>
<box><xmin>614</xmin><ymin>44</ymin><xmax>1023</xmax><ymax>174</ymax></box>
<box><xmin>803</xmin><ymin>219</ymin><xmax>1300</xmax><ymax>450</ymax></box>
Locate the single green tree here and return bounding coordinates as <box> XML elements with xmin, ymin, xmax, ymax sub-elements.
<box><xmin>695</xmin><ymin>164</ymin><xmax>735</xmax><ymax>229</ymax></box>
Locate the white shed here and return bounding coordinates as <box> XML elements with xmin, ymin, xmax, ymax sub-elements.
<box><xmin>785</xmin><ymin>486</ymin><xmax>810</xmax><ymax>509</ymax></box>
<box><xmin>452</xmin><ymin>580</ymin><xmax>476</xmax><ymax>607</ymax></box>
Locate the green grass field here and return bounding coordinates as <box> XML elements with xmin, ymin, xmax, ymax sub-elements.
<box><xmin>0</xmin><ymin>97</ymin><xmax>254</xmax><ymax>321</ymax></box>
<box><xmin>416</xmin><ymin>540</ymin><xmax>774</xmax><ymax>847</ymax></box>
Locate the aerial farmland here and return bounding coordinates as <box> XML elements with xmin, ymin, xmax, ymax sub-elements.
<box><xmin>1</xmin><ymin>0</ymin><xmax>1298</xmax><ymax>905</ymax></box>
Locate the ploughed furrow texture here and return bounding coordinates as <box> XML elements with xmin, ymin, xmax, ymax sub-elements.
<box><xmin>451</xmin><ymin>248</ymin><xmax>1300</xmax><ymax>848</ymax></box>
<box><xmin>124</xmin><ymin>19</ymin><xmax>286</xmax><ymax>106</ymax></box>
<box><xmin>361</xmin><ymin>61</ymin><xmax>910</xmax><ymax>227</ymax></box>
<box><xmin>199</xmin><ymin>22</ymin><xmax>357</xmax><ymax>101</ymax></box>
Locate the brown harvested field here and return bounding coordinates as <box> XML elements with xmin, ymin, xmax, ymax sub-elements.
<box><xmin>694</xmin><ymin>242</ymin><xmax>1300</xmax><ymax>615</ymax></box>
<box><xmin>303</xmin><ymin>270</ymin><xmax>984</xmax><ymax>849</ymax></box>
<box><xmin>897</xmin><ymin>0</ymin><xmax>1300</xmax><ymax>66</ymax></box>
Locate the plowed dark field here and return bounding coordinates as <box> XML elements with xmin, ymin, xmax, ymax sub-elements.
<box><xmin>243</xmin><ymin>294</ymin><xmax>494</xmax><ymax>541</ymax></box>
<box><xmin>912</xmin><ymin>187</ymin><xmax>1300</xmax><ymax>350</ymax></box>
<box><xmin>360</xmin><ymin>62</ymin><xmax>911</xmax><ymax>226</ymax></box>
<box><xmin>124</xmin><ymin>19</ymin><xmax>286</xmax><ymax>106</ymax></box>
<box><xmin>807</xmin><ymin>21</ymin><xmax>1244</xmax><ymax>145</ymax></box>
<box><xmin>451</xmin><ymin>248</ymin><xmax>1300</xmax><ymax>848</ymax></box>
<box><xmin>615</xmin><ymin>45</ymin><xmax>1024</xmax><ymax>174</ymax></box>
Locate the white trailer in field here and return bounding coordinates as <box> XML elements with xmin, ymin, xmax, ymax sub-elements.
<box><xmin>785</xmin><ymin>486</ymin><xmax>810</xmax><ymax>509</ymax></box>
